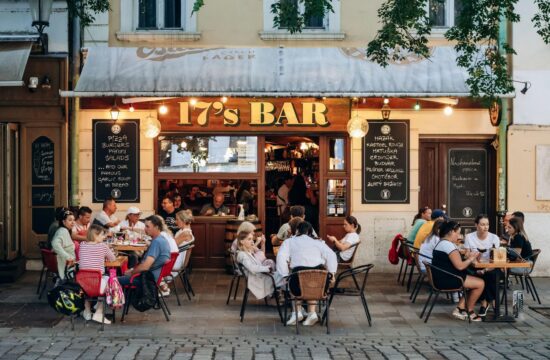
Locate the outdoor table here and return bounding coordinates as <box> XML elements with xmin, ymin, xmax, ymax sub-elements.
<box><xmin>105</xmin><ymin>255</ymin><xmax>129</xmax><ymax>275</ymax></box>
<box><xmin>474</xmin><ymin>259</ymin><xmax>531</xmax><ymax>322</ymax></box>
<box><xmin>112</xmin><ymin>243</ymin><xmax>149</xmax><ymax>252</ymax></box>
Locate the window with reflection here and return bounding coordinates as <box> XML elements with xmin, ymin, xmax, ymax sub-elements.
<box><xmin>158</xmin><ymin>136</ymin><xmax>258</xmax><ymax>173</ymax></box>
<box><xmin>329</xmin><ymin>138</ymin><xmax>345</xmax><ymax>171</ymax></box>
<box><xmin>327</xmin><ymin>179</ymin><xmax>347</xmax><ymax>216</ymax></box>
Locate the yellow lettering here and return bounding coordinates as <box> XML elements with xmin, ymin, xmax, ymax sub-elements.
<box><xmin>250</xmin><ymin>102</ymin><xmax>275</xmax><ymax>125</ymax></box>
<box><xmin>179</xmin><ymin>102</ymin><xmax>191</xmax><ymax>125</ymax></box>
<box><xmin>195</xmin><ymin>102</ymin><xmax>212</xmax><ymax>126</ymax></box>
<box><xmin>223</xmin><ymin>109</ymin><xmax>240</xmax><ymax>126</ymax></box>
<box><xmin>276</xmin><ymin>102</ymin><xmax>299</xmax><ymax>125</ymax></box>
<box><xmin>303</xmin><ymin>102</ymin><xmax>329</xmax><ymax>126</ymax></box>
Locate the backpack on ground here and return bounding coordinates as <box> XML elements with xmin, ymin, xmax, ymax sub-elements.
<box><xmin>106</xmin><ymin>268</ymin><xmax>125</xmax><ymax>309</ymax></box>
<box><xmin>47</xmin><ymin>281</ymin><xmax>85</xmax><ymax>316</ymax></box>
<box><xmin>131</xmin><ymin>271</ymin><xmax>157</xmax><ymax>312</ymax></box>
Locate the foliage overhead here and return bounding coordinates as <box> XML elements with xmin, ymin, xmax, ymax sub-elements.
<box><xmin>189</xmin><ymin>0</ymin><xmax>550</xmax><ymax>102</ymax></box>
<box><xmin>67</xmin><ymin>0</ymin><xmax>110</xmax><ymax>28</ymax></box>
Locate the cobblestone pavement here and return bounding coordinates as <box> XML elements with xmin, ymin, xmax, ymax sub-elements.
<box><xmin>1</xmin><ymin>271</ymin><xmax>550</xmax><ymax>359</ymax></box>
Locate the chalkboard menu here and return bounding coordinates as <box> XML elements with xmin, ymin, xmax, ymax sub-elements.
<box><xmin>32</xmin><ymin>137</ymin><xmax>54</xmax><ymax>185</ymax></box>
<box><xmin>93</xmin><ymin>120</ymin><xmax>140</xmax><ymax>203</ymax></box>
<box><xmin>32</xmin><ymin>186</ymin><xmax>55</xmax><ymax>206</ymax></box>
<box><xmin>448</xmin><ymin>149</ymin><xmax>487</xmax><ymax>219</ymax></box>
<box><xmin>362</xmin><ymin>120</ymin><xmax>409</xmax><ymax>203</ymax></box>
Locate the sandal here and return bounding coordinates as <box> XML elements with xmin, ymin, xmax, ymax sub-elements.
<box><xmin>478</xmin><ymin>306</ymin><xmax>489</xmax><ymax>317</ymax></box>
<box><xmin>452</xmin><ymin>307</ymin><xmax>468</xmax><ymax>320</ymax></box>
<box><xmin>468</xmin><ymin>311</ymin><xmax>482</xmax><ymax>322</ymax></box>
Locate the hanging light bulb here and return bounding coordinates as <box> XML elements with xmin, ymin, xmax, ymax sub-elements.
<box><xmin>189</xmin><ymin>98</ymin><xmax>198</xmax><ymax>106</ymax></box>
<box><xmin>110</xmin><ymin>103</ymin><xmax>120</xmax><ymax>121</ymax></box>
<box><xmin>347</xmin><ymin>112</ymin><xmax>369</xmax><ymax>138</ymax></box>
<box><xmin>180</xmin><ymin>141</ymin><xmax>187</xmax><ymax>149</ymax></box>
<box><xmin>414</xmin><ymin>101</ymin><xmax>421</xmax><ymax>111</ymax></box>
<box><xmin>221</xmin><ymin>96</ymin><xmax>228</xmax><ymax>103</ymax></box>
<box><xmin>129</xmin><ymin>104</ymin><xmax>135</xmax><ymax>112</ymax></box>
<box><xmin>383</xmin><ymin>98</ymin><xmax>390</xmax><ymax>105</ymax></box>
<box><xmin>300</xmin><ymin>142</ymin><xmax>308</xmax><ymax>150</ymax></box>
<box><xmin>159</xmin><ymin>104</ymin><xmax>168</xmax><ymax>115</ymax></box>
<box><xmin>140</xmin><ymin>114</ymin><xmax>161</xmax><ymax>138</ymax></box>
<box><xmin>443</xmin><ymin>105</ymin><xmax>453</xmax><ymax>116</ymax></box>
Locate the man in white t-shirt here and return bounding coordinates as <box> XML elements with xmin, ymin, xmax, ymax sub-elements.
<box><xmin>276</xmin><ymin>175</ymin><xmax>293</xmax><ymax>216</ymax></box>
<box><xmin>93</xmin><ymin>198</ymin><xmax>121</xmax><ymax>232</ymax></box>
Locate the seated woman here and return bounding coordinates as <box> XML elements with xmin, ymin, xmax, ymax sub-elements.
<box><xmin>236</xmin><ymin>231</ymin><xmax>279</xmax><ymax>300</ymax></box>
<box><xmin>506</xmin><ymin>217</ymin><xmax>533</xmax><ymax>275</ymax></box>
<box><xmin>407</xmin><ymin>206</ymin><xmax>432</xmax><ymax>244</ymax></box>
<box><xmin>173</xmin><ymin>209</ymin><xmax>195</xmax><ymax>272</ymax></box>
<box><xmin>276</xmin><ymin>221</ymin><xmax>337</xmax><ymax>327</ymax></box>
<box><xmin>231</xmin><ymin>221</ymin><xmax>275</xmax><ymax>270</ymax></box>
<box><xmin>418</xmin><ymin>219</ymin><xmax>444</xmax><ymax>272</ymax></box>
<box><xmin>51</xmin><ymin>209</ymin><xmax>77</xmax><ymax>281</ymax></box>
<box><xmin>79</xmin><ymin>224</ymin><xmax>116</xmax><ymax>324</ymax></box>
<box><xmin>326</xmin><ymin>216</ymin><xmax>361</xmax><ymax>263</ymax></box>
<box><xmin>464</xmin><ymin>214</ymin><xmax>500</xmax><ymax>316</ymax></box>
<box><xmin>431</xmin><ymin>221</ymin><xmax>484</xmax><ymax>322</ymax></box>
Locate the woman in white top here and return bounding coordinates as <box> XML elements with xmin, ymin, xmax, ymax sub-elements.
<box><xmin>51</xmin><ymin>209</ymin><xmax>77</xmax><ymax>279</ymax></box>
<box><xmin>418</xmin><ymin>219</ymin><xmax>444</xmax><ymax>272</ymax></box>
<box><xmin>464</xmin><ymin>214</ymin><xmax>500</xmax><ymax>316</ymax></box>
<box><xmin>277</xmin><ymin>221</ymin><xmax>337</xmax><ymax>327</ymax></box>
<box><xmin>236</xmin><ymin>231</ymin><xmax>277</xmax><ymax>300</ymax></box>
<box><xmin>173</xmin><ymin>210</ymin><xmax>195</xmax><ymax>271</ymax></box>
<box><xmin>326</xmin><ymin>216</ymin><xmax>361</xmax><ymax>262</ymax></box>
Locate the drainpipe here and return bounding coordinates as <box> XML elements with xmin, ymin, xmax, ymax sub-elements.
<box><xmin>496</xmin><ymin>13</ymin><xmax>510</xmax><ymax>235</ymax></box>
<box><xmin>69</xmin><ymin>14</ymin><xmax>81</xmax><ymax>206</ymax></box>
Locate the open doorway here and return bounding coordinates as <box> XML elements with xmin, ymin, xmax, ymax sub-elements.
<box><xmin>264</xmin><ymin>136</ymin><xmax>320</xmax><ymax>253</ymax></box>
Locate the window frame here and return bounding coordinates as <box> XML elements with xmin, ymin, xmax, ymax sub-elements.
<box><xmin>120</xmin><ymin>0</ymin><xmax>197</xmax><ymax>32</ymax></box>
<box><xmin>427</xmin><ymin>0</ymin><xmax>461</xmax><ymax>29</ymax></box>
<box><xmin>262</xmin><ymin>0</ymin><xmax>340</xmax><ymax>33</ymax></box>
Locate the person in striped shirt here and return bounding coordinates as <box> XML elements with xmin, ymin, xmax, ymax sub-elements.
<box><xmin>79</xmin><ymin>224</ymin><xmax>116</xmax><ymax>324</ymax></box>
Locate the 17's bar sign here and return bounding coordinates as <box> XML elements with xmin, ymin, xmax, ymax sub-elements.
<box><xmin>161</xmin><ymin>98</ymin><xmax>350</xmax><ymax>133</ymax></box>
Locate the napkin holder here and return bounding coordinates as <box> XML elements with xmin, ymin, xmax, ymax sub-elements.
<box><xmin>493</xmin><ymin>247</ymin><xmax>507</xmax><ymax>263</ymax></box>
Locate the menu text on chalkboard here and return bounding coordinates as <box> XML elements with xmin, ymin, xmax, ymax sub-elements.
<box><xmin>93</xmin><ymin>120</ymin><xmax>140</xmax><ymax>203</ymax></box>
<box><xmin>32</xmin><ymin>137</ymin><xmax>54</xmax><ymax>185</ymax></box>
<box><xmin>362</xmin><ymin>120</ymin><xmax>409</xmax><ymax>203</ymax></box>
<box><xmin>448</xmin><ymin>149</ymin><xmax>487</xmax><ymax>219</ymax></box>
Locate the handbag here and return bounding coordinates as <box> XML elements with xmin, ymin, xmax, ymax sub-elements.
<box><xmin>106</xmin><ymin>268</ymin><xmax>125</xmax><ymax>309</ymax></box>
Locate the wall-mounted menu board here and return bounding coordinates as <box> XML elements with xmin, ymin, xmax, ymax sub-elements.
<box><xmin>32</xmin><ymin>136</ymin><xmax>54</xmax><ymax>185</ymax></box>
<box><xmin>448</xmin><ymin>148</ymin><xmax>487</xmax><ymax>219</ymax></box>
<box><xmin>362</xmin><ymin>120</ymin><xmax>409</xmax><ymax>203</ymax></box>
<box><xmin>93</xmin><ymin>120</ymin><xmax>140</xmax><ymax>203</ymax></box>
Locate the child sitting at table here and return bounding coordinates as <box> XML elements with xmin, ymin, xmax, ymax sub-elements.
<box><xmin>79</xmin><ymin>224</ymin><xmax>116</xmax><ymax>324</ymax></box>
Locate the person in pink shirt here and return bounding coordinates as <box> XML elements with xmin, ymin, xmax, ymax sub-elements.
<box><xmin>79</xmin><ymin>224</ymin><xmax>116</xmax><ymax>324</ymax></box>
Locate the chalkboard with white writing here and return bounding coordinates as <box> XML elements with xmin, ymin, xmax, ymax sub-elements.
<box><xmin>32</xmin><ymin>137</ymin><xmax>54</xmax><ymax>185</ymax></box>
<box><xmin>448</xmin><ymin>149</ymin><xmax>487</xmax><ymax>219</ymax></box>
<box><xmin>93</xmin><ymin>120</ymin><xmax>140</xmax><ymax>203</ymax></box>
<box><xmin>362</xmin><ymin>120</ymin><xmax>409</xmax><ymax>203</ymax></box>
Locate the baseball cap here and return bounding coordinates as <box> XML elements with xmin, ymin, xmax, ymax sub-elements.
<box><xmin>431</xmin><ymin>209</ymin><xmax>448</xmax><ymax>220</ymax></box>
<box><xmin>127</xmin><ymin>206</ymin><xmax>141</xmax><ymax>215</ymax></box>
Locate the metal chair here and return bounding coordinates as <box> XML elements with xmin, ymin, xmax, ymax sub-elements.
<box><xmin>75</xmin><ymin>269</ymin><xmax>112</xmax><ymax>331</ymax></box>
<box><xmin>409</xmin><ymin>250</ymin><xmax>432</xmax><ymax>303</ymax></box>
<box><xmin>396</xmin><ymin>236</ymin><xmax>410</xmax><ymax>284</ymax></box>
<box><xmin>285</xmin><ymin>269</ymin><xmax>331</xmax><ymax>334</ymax></box>
<box><xmin>336</xmin><ymin>242</ymin><xmax>360</xmax><ymax>270</ymax></box>
<box><xmin>421</xmin><ymin>262</ymin><xmax>470</xmax><ymax>324</ymax></box>
<box><xmin>38</xmin><ymin>248</ymin><xmax>59</xmax><ymax>299</ymax></box>
<box><xmin>226</xmin><ymin>250</ymin><xmax>245</xmax><ymax>304</ymax></box>
<box><xmin>323</xmin><ymin>264</ymin><xmax>374</xmax><ymax>326</ymax></box>
<box><xmin>167</xmin><ymin>243</ymin><xmax>196</xmax><ymax>305</ymax></box>
<box><xmin>402</xmin><ymin>242</ymin><xmax>418</xmax><ymax>292</ymax></box>
<box><xmin>512</xmin><ymin>249</ymin><xmax>542</xmax><ymax>304</ymax></box>
<box><xmin>236</xmin><ymin>262</ymin><xmax>283</xmax><ymax>323</ymax></box>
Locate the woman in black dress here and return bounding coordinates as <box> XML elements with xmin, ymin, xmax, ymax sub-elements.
<box><xmin>506</xmin><ymin>217</ymin><xmax>533</xmax><ymax>275</ymax></box>
<box><xmin>432</xmin><ymin>221</ymin><xmax>485</xmax><ymax>321</ymax></box>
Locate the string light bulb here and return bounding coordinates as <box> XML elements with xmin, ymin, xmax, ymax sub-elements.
<box><xmin>414</xmin><ymin>101</ymin><xmax>421</xmax><ymax>111</ymax></box>
<box><xmin>159</xmin><ymin>104</ymin><xmax>168</xmax><ymax>115</ymax></box>
<box><xmin>189</xmin><ymin>98</ymin><xmax>198</xmax><ymax>106</ymax></box>
<box><xmin>221</xmin><ymin>96</ymin><xmax>228</xmax><ymax>103</ymax></box>
<box><xmin>129</xmin><ymin>104</ymin><xmax>135</xmax><ymax>112</ymax></box>
<box><xmin>383</xmin><ymin>98</ymin><xmax>390</xmax><ymax>105</ymax></box>
<box><xmin>443</xmin><ymin>105</ymin><xmax>453</xmax><ymax>116</ymax></box>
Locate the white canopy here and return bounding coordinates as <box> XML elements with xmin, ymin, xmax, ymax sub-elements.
<box><xmin>61</xmin><ymin>46</ymin><xmax>501</xmax><ymax>98</ymax></box>
<box><xmin>0</xmin><ymin>42</ymin><xmax>32</xmax><ymax>87</ymax></box>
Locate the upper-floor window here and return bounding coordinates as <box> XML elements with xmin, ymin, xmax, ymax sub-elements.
<box><xmin>138</xmin><ymin>0</ymin><xmax>184</xmax><ymax>29</ymax></box>
<box><xmin>428</xmin><ymin>0</ymin><xmax>464</xmax><ymax>28</ymax></box>
<box><xmin>277</xmin><ymin>0</ymin><xmax>327</xmax><ymax>29</ymax></box>
<box><xmin>262</xmin><ymin>0</ymin><xmax>341</xmax><ymax>34</ymax></box>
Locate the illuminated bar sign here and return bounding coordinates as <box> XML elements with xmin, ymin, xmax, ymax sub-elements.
<box><xmin>160</xmin><ymin>98</ymin><xmax>350</xmax><ymax>133</ymax></box>
<box><xmin>362</xmin><ymin>120</ymin><xmax>410</xmax><ymax>203</ymax></box>
<box><xmin>93</xmin><ymin>120</ymin><xmax>140</xmax><ymax>203</ymax></box>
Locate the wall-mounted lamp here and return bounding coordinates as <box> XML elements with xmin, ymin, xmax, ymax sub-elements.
<box><xmin>513</xmin><ymin>80</ymin><xmax>531</xmax><ymax>95</ymax></box>
<box><xmin>27</xmin><ymin>76</ymin><xmax>39</xmax><ymax>91</ymax></box>
<box><xmin>141</xmin><ymin>114</ymin><xmax>161</xmax><ymax>138</ymax></box>
<box><xmin>347</xmin><ymin>98</ymin><xmax>369</xmax><ymax>138</ymax></box>
<box><xmin>381</xmin><ymin>103</ymin><xmax>391</xmax><ymax>121</ymax></box>
<box><xmin>110</xmin><ymin>102</ymin><xmax>120</xmax><ymax>121</ymax></box>
<box><xmin>29</xmin><ymin>0</ymin><xmax>53</xmax><ymax>54</ymax></box>
<box><xmin>414</xmin><ymin>101</ymin><xmax>421</xmax><ymax>111</ymax></box>
<box><xmin>41</xmin><ymin>75</ymin><xmax>51</xmax><ymax>89</ymax></box>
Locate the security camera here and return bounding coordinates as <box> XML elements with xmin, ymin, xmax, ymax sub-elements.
<box><xmin>28</xmin><ymin>76</ymin><xmax>39</xmax><ymax>90</ymax></box>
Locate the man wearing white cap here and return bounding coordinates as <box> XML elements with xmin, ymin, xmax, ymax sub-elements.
<box><xmin>120</xmin><ymin>206</ymin><xmax>145</xmax><ymax>234</ymax></box>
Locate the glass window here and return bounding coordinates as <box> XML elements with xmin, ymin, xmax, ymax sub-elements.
<box><xmin>278</xmin><ymin>0</ymin><xmax>326</xmax><ymax>29</ymax></box>
<box><xmin>138</xmin><ymin>0</ymin><xmax>157</xmax><ymax>29</ymax></box>
<box><xmin>429</xmin><ymin>0</ymin><xmax>446</xmax><ymax>27</ymax></box>
<box><xmin>327</xmin><ymin>179</ymin><xmax>347</xmax><ymax>217</ymax></box>
<box><xmin>329</xmin><ymin>138</ymin><xmax>345</xmax><ymax>171</ymax></box>
<box><xmin>158</xmin><ymin>136</ymin><xmax>258</xmax><ymax>173</ymax></box>
<box><xmin>164</xmin><ymin>0</ymin><xmax>181</xmax><ymax>28</ymax></box>
<box><xmin>138</xmin><ymin>0</ymin><xmax>183</xmax><ymax>29</ymax></box>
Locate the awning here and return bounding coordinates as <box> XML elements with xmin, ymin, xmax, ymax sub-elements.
<box><xmin>0</xmin><ymin>42</ymin><xmax>32</xmax><ymax>87</ymax></box>
<box><xmin>61</xmin><ymin>46</ymin><xmax>512</xmax><ymax>98</ymax></box>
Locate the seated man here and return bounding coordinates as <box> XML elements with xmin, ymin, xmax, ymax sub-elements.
<box><xmin>158</xmin><ymin>195</ymin><xmax>179</xmax><ymax>234</ymax></box>
<box><xmin>200</xmin><ymin>193</ymin><xmax>230</xmax><ymax>216</ymax></box>
<box><xmin>118</xmin><ymin>215</ymin><xmax>171</xmax><ymax>286</ymax></box>
<box><xmin>271</xmin><ymin>205</ymin><xmax>317</xmax><ymax>248</ymax></box>
<box><xmin>93</xmin><ymin>198</ymin><xmax>121</xmax><ymax>232</ymax></box>
<box><xmin>71</xmin><ymin>206</ymin><xmax>92</xmax><ymax>242</ymax></box>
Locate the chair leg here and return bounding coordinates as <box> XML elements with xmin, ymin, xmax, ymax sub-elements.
<box><xmin>527</xmin><ymin>276</ymin><xmax>541</xmax><ymax>304</ymax></box>
<box><xmin>406</xmin><ymin>264</ymin><xmax>415</xmax><ymax>292</ymax></box>
<box><xmin>39</xmin><ymin>272</ymin><xmax>50</xmax><ymax>299</ymax></box>
<box><xmin>226</xmin><ymin>275</ymin><xmax>236</xmax><ymax>305</ymax></box>
<box><xmin>240</xmin><ymin>288</ymin><xmax>249</xmax><ymax>322</ymax></box>
<box><xmin>412</xmin><ymin>275</ymin><xmax>425</xmax><ymax>303</ymax></box>
<box><xmin>273</xmin><ymin>290</ymin><xmax>284</xmax><ymax>324</ymax></box>
<box><xmin>234</xmin><ymin>276</ymin><xmax>241</xmax><ymax>300</ymax></box>
<box><xmin>185</xmin><ymin>274</ymin><xmax>195</xmax><ymax>297</ymax></box>
<box><xmin>424</xmin><ymin>291</ymin><xmax>440</xmax><ymax>323</ymax></box>
<box><xmin>325</xmin><ymin>299</ymin><xmax>330</xmax><ymax>334</ymax></box>
<box><xmin>100</xmin><ymin>298</ymin><xmax>105</xmax><ymax>332</ymax></box>
<box><xmin>410</xmin><ymin>273</ymin><xmax>422</xmax><ymax>300</ymax></box>
<box><xmin>519</xmin><ymin>276</ymin><xmax>525</xmax><ymax>291</ymax></box>
<box><xmin>360</xmin><ymin>293</ymin><xmax>372</xmax><ymax>326</ymax></box>
<box><xmin>36</xmin><ymin>267</ymin><xmax>45</xmax><ymax>295</ymax></box>
<box><xmin>171</xmin><ymin>277</ymin><xmax>181</xmax><ymax>306</ymax></box>
<box><xmin>524</xmin><ymin>276</ymin><xmax>535</xmax><ymax>300</ymax></box>
<box><xmin>401</xmin><ymin>262</ymin><xmax>409</xmax><ymax>286</ymax></box>
<box><xmin>294</xmin><ymin>300</ymin><xmax>299</xmax><ymax>334</ymax></box>
<box><xmin>420</xmin><ymin>290</ymin><xmax>433</xmax><ymax>319</ymax></box>
<box><xmin>180</xmin><ymin>273</ymin><xmax>192</xmax><ymax>301</ymax></box>
<box><xmin>397</xmin><ymin>259</ymin><xmax>405</xmax><ymax>283</ymax></box>
<box><xmin>121</xmin><ymin>289</ymin><xmax>131</xmax><ymax>321</ymax></box>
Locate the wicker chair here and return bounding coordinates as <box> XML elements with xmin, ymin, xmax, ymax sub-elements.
<box><xmin>421</xmin><ymin>262</ymin><xmax>470</xmax><ymax>324</ymax></box>
<box><xmin>285</xmin><ymin>269</ymin><xmax>331</xmax><ymax>334</ymax></box>
<box><xmin>76</xmin><ymin>269</ymin><xmax>112</xmax><ymax>331</ymax></box>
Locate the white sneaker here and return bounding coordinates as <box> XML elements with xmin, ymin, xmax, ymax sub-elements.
<box><xmin>92</xmin><ymin>313</ymin><xmax>111</xmax><ymax>325</ymax></box>
<box><xmin>161</xmin><ymin>289</ymin><xmax>170</xmax><ymax>297</ymax></box>
<box><xmin>303</xmin><ymin>312</ymin><xmax>318</xmax><ymax>326</ymax></box>
<box><xmin>82</xmin><ymin>309</ymin><xmax>92</xmax><ymax>321</ymax></box>
<box><xmin>286</xmin><ymin>310</ymin><xmax>305</xmax><ymax>325</ymax></box>
<box><xmin>452</xmin><ymin>307</ymin><xmax>467</xmax><ymax>321</ymax></box>
<box><xmin>452</xmin><ymin>292</ymin><xmax>460</xmax><ymax>303</ymax></box>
